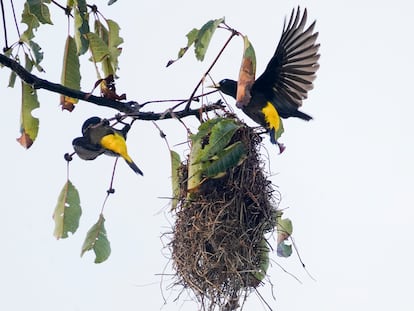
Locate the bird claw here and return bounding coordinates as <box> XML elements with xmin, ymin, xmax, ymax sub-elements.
<box><xmin>115</xmin><ymin>113</ymin><xmax>123</xmax><ymax>122</ymax></box>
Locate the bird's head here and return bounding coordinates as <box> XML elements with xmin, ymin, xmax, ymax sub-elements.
<box><xmin>81</xmin><ymin>116</ymin><xmax>102</xmax><ymax>135</ymax></box>
<box><xmin>210</xmin><ymin>79</ymin><xmax>238</xmax><ymax>99</ymax></box>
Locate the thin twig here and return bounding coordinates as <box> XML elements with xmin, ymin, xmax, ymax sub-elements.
<box><xmin>140</xmin><ymin>89</ymin><xmax>218</xmax><ymax>108</ymax></box>
<box><xmin>184</xmin><ymin>30</ymin><xmax>239</xmax><ymax>111</ymax></box>
<box><xmin>290</xmin><ymin>236</ymin><xmax>317</xmax><ymax>281</ymax></box>
<box><xmin>0</xmin><ymin>0</ymin><xmax>8</xmax><ymax>50</ymax></box>
<box><xmin>127</xmin><ymin>101</ymin><xmax>226</xmax><ymax>121</ymax></box>
<box><xmin>51</xmin><ymin>0</ymin><xmax>67</xmax><ymax>12</ymax></box>
<box><xmin>100</xmin><ymin>157</ymin><xmax>119</xmax><ymax>214</ymax></box>
<box><xmin>9</xmin><ymin>0</ymin><xmax>20</xmax><ymax>38</ymax></box>
<box><xmin>107</xmin><ymin>157</ymin><xmax>118</xmax><ymax>194</ymax></box>
<box><xmin>254</xmin><ymin>288</ymin><xmax>274</xmax><ymax>311</ymax></box>
<box><xmin>152</xmin><ymin>120</ymin><xmax>170</xmax><ymax>150</ymax></box>
<box><xmin>272</xmin><ymin>259</ymin><xmax>303</xmax><ymax>284</ymax></box>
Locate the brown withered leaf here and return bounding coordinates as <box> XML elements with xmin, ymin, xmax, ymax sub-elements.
<box><xmin>16</xmin><ymin>131</ymin><xmax>34</xmax><ymax>149</ymax></box>
<box><xmin>236</xmin><ymin>36</ymin><xmax>256</xmax><ymax>108</ymax></box>
<box><xmin>60</xmin><ymin>95</ymin><xmax>77</xmax><ymax>112</ymax></box>
<box><xmin>99</xmin><ymin>74</ymin><xmax>126</xmax><ymax>100</ymax></box>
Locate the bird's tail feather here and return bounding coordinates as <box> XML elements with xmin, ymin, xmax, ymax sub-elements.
<box><xmin>269</xmin><ymin>128</ymin><xmax>277</xmax><ymax>144</ymax></box>
<box><xmin>125</xmin><ymin>159</ymin><xmax>144</xmax><ymax>176</ymax></box>
<box><xmin>294</xmin><ymin>110</ymin><xmax>313</xmax><ymax>121</ymax></box>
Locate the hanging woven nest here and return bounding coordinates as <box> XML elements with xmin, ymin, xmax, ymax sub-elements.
<box><xmin>169</xmin><ymin>116</ymin><xmax>289</xmax><ymax>310</ymax></box>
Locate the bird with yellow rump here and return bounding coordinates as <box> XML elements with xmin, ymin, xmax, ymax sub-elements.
<box><xmin>72</xmin><ymin>117</ymin><xmax>144</xmax><ymax>176</ymax></box>
<box><xmin>214</xmin><ymin>7</ymin><xmax>320</xmax><ymax>152</ymax></box>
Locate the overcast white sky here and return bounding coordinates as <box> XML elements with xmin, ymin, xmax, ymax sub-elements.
<box><xmin>1</xmin><ymin>1</ymin><xmax>413</xmax><ymax>310</ymax></box>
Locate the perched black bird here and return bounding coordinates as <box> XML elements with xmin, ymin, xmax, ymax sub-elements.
<box><xmin>72</xmin><ymin>136</ymin><xmax>104</xmax><ymax>160</ymax></box>
<box><xmin>72</xmin><ymin>117</ymin><xmax>144</xmax><ymax>176</ymax></box>
<box><xmin>72</xmin><ymin>117</ymin><xmax>106</xmax><ymax>160</ymax></box>
<box><xmin>214</xmin><ymin>7</ymin><xmax>320</xmax><ymax>147</ymax></box>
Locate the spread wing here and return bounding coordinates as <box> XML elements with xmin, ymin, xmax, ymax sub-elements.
<box><xmin>253</xmin><ymin>7</ymin><xmax>320</xmax><ymax>108</ymax></box>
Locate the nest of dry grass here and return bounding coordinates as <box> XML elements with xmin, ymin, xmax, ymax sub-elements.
<box><xmin>170</xmin><ymin>118</ymin><xmax>279</xmax><ymax>310</ymax></box>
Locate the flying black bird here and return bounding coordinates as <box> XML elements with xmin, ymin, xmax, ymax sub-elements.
<box><xmin>73</xmin><ymin>117</ymin><xmax>144</xmax><ymax>176</ymax></box>
<box><xmin>214</xmin><ymin>7</ymin><xmax>320</xmax><ymax>147</ymax></box>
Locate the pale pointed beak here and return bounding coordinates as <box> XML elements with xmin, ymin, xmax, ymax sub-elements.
<box><xmin>207</xmin><ymin>83</ymin><xmax>220</xmax><ymax>89</ymax></box>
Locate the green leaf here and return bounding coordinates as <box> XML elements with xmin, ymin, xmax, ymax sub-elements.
<box><xmin>74</xmin><ymin>0</ymin><xmax>89</xmax><ymax>55</ymax></box>
<box><xmin>107</xmin><ymin>19</ymin><xmax>123</xmax><ymax>49</ymax></box>
<box><xmin>190</xmin><ymin>117</ymin><xmax>224</xmax><ymax>141</ymax></box>
<box><xmin>167</xmin><ymin>28</ymin><xmax>199</xmax><ymax>67</ymax></box>
<box><xmin>276</xmin><ymin>212</ymin><xmax>293</xmax><ymax>257</ymax></box>
<box><xmin>277</xmin><ymin>215</ymin><xmax>293</xmax><ymax>237</ymax></box>
<box><xmin>17</xmin><ymin>57</ymin><xmax>39</xmax><ymax>148</ymax></box>
<box><xmin>179</xmin><ymin>28</ymin><xmax>198</xmax><ymax>58</ymax></box>
<box><xmin>194</xmin><ymin>17</ymin><xmax>224</xmax><ymax>61</ymax></box>
<box><xmin>252</xmin><ymin>239</ymin><xmax>270</xmax><ymax>281</ymax></box>
<box><xmin>81</xmin><ymin>214</ymin><xmax>111</xmax><ymax>263</ymax></box>
<box><xmin>277</xmin><ymin>243</ymin><xmax>292</xmax><ymax>257</ymax></box>
<box><xmin>8</xmin><ymin>71</ymin><xmax>17</xmax><ymax>88</ymax></box>
<box><xmin>187</xmin><ymin>117</ymin><xmax>244</xmax><ymax>189</ymax></box>
<box><xmin>106</xmin><ymin>19</ymin><xmax>123</xmax><ymax>76</ymax></box>
<box><xmin>167</xmin><ymin>17</ymin><xmax>224</xmax><ymax>66</ymax></box>
<box><xmin>28</xmin><ymin>40</ymin><xmax>44</xmax><ymax>67</ymax></box>
<box><xmin>20</xmin><ymin>2</ymin><xmax>40</xmax><ymax>41</ymax></box>
<box><xmin>187</xmin><ymin>132</ymin><xmax>204</xmax><ymax>193</ymax></box>
<box><xmin>61</xmin><ymin>36</ymin><xmax>81</xmax><ymax>106</ymax></box>
<box><xmin>275</xmin><ymin>118</ymin><xmax>284</xmax><ymax>141</ymax></box>
<box><xmin>203</xmin><ymin>141</ymin><xmax>247</xmax><ymax>178</ymax></box>
<box><xmin>196</xmin><ymin>118</ymin><xmax>241</xmax><ymax>163</ymax></box>
<box><xmin>94</xmin><ymin>20</ymin><xmax>109</xmax><ymax>45</ymax></box>
<box><xmin>187</xmin><ymin>118</ymin><xmax>225</xmax><ymax>192</ymax></box>
<box><xmin>86</xmin><ymin>32</ymin><xmax>110</xmax><ymax>63</ymax></box>
<box><xmin>27</xmin><ymin>0</ymin><xmax>52</xmax><ymax>25</ymax></box>
<box><xmin>20</xmin><ymin>1</ymin><xmax>53</xmax><ymax>42</ymax></box>
<box><xmin>87</xmin><ymin>19</ymin><xmax>123</xmax><ymax>76</ymax></box>
<box><xmin>53</xmin><ymin>180</ymin><xmax>82</xmax><ymax>239</ymax></box>
<box><xmin>170</xmin><ymin>150</ymin><xmax>181</xmax><ymax>210</ymax></box>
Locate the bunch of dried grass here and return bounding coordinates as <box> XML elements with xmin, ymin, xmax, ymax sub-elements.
<box><xmin>170</xmin><ymin>120</ymin><xmax>279</xmax><ymax>310</ymax></box>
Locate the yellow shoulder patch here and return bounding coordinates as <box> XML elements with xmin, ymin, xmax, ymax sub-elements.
<box><xmin>261</xmin><ymin>102</ymin><xmax>281</xmax><ymax>132</ymax></box>
<box><xmin>100</xmin><ymin>133</ymin><xmax>132</xmax><ymax>163</ymax></box>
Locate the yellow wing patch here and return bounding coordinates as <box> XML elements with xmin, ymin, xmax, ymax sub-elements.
<box><xmin>261</xmin><ymin>102</ymin><xmax>281</xmax><ymax>132</ymax></box>
<box><xmin>100</xmin><ymin>133</ymin><xmax>133</xmax><ymax>163</ymax></box>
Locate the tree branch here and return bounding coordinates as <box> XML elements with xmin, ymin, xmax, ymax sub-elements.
<box><xmin>0</xmin><ymin>53</ymin><xmax>139</xmax><ymax>112</ymax></box>
<box><xmin>128</xmin><ymin>101</ymin><xmax>225</xmax><ymax>121</ymax></box>
<box><xmin>0</xmin><ymin>53</ymin><xmax>225</xmax><ymax>121</ymax></box>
